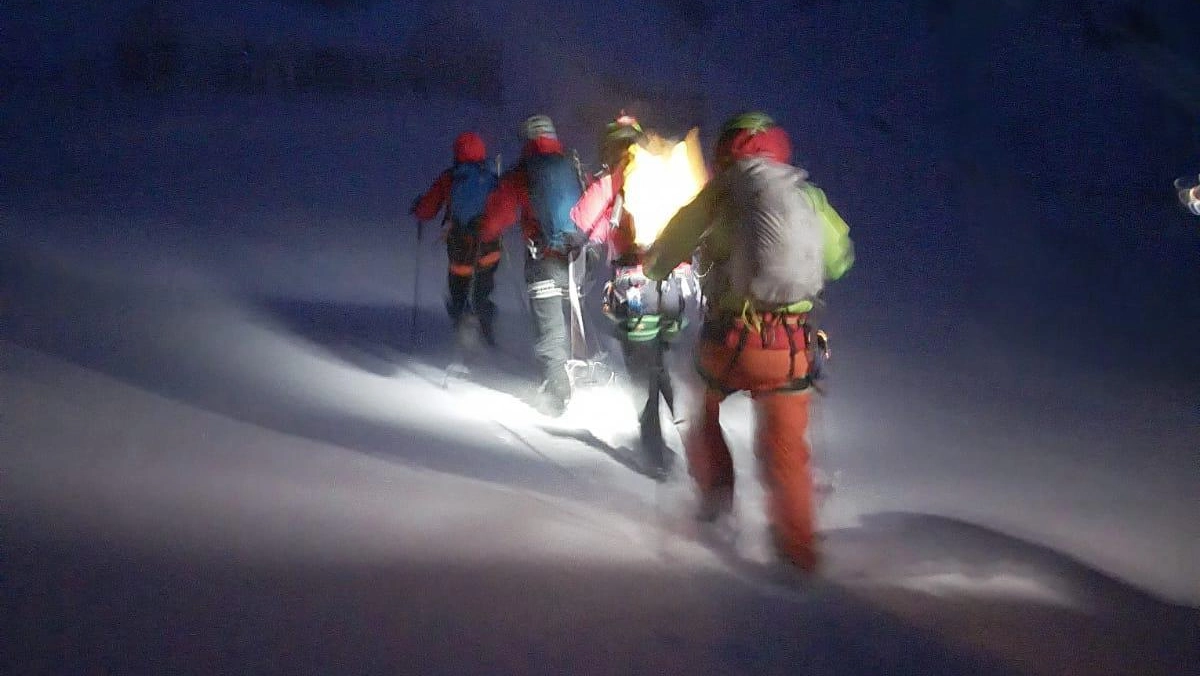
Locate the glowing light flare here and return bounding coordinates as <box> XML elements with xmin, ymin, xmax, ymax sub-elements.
<box><xmin>623</xmin><ymin>128</ymin><xmax>708</xmax><ymax>248</ymax></box>
<box><xmin>553</xmin><ymin>381</ymin><xmax>640</xmax><ymax>446</ymax></box>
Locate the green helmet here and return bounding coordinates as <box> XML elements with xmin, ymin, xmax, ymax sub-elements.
<box><xmin>715</xmin><ymin>111</ymin><xmax>778</xmax><ymax>166</ymax></box>
<box><xmin>604</xmin><ymin>112</ymin><xmax>643</xmax><ymax>138</ymax></box>
<box><xmin>599</xmin><ymin>112</ymin><xmax>643</xmax><ymax>167</ymax></box>
<box><xmin>719</xmin><ymin>111</ymin><xmax>776</xmax><ymax>137</ymax></box>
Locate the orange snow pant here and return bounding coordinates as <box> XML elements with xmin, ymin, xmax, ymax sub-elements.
<box><xmin>687</xmin><ymin>318</ymin><xmax>817</xmax><ymax>571</ymax></box>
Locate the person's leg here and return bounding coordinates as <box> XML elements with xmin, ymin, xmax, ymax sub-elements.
<box><xmin>657</xmin><ymin>336</ymin><xmax>677</xmax><ymax>421</ymax></box>
<box><xmin>445</xmin><ymin>235</ymin><xmax>471</xmax><ymax>327</ymax></box>
<box><xmin>753</xmin><ymin>390</ymin><xmax>817</xmax><ymax>571</ymax></box>
<box><xmin>697</xmin><ymin>322</ymin><xmax>818</xmax><ymax>566</ymax></box>
<box><xmin>472</xmin><ymin>263</ymin><xmax>498</xmax><ymax>346</ymax></box>
<box><xmin>446</xmin><ymin>272</ymin><xmax>469</xmax><ymax>327</ymax></box>
<box><xmin>684</xmin><ymin>337</ymin><xmax>736</xmax><ymax>515</ymax></box>
<box><xmin>687</xmin><ymin>385</ymin><xmax>735</xmax><ymax>520</ymax></box>
<box><xmin>639</xmin><ymin>338</ymin><xmax>666</xmax><ymax>446</ymax></box>
<box><xmin>652</xmin><ymin>277</ymin><xmax>684</xmax><ymax>422</ymax></box>
<box><xmin>525</xmin><ymin>256</ymin><xmax>571</xmax><ymax>414</ymax></box>
<box><xmin>723</xmin><ymin>326</ymin><xmax>818</xmax><ymax>572</ymax></box>
<box><xmin>621</xmin><ymin>335</ymin><xmax>669</xmax><ymax>476</ymax></box>
<box><xmin>688</xmin><ymin>333</ymin><xmax>762</xmax><ymax>520</ymax></box>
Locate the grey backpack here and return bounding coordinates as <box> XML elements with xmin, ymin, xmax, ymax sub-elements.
<box><xmin>720</xmin><ymin>157</ymin><xmax>825</xmax><ymax>307</ymax></box>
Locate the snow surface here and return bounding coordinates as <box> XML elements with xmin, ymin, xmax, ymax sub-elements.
<box><xmin>3</xmin><ymin>1</ymin><xmax>1199</xmax><ymax>675</ymax></box>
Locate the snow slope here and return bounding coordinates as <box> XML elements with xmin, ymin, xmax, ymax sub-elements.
<box><xmin>3</xmin><ymin>220</ymin><xmax>1195</xmax><ymax>675</ymax></box>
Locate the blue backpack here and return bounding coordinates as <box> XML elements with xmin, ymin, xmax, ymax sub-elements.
<box><xmin>448</xmin><ymin>161</ymin><xmax>498</xmax><ymax>233</ymax></box>
<box><xmin>525</xmin><ymin>153</ymin><xmax>583</xmax><ymax>253</ymax></box>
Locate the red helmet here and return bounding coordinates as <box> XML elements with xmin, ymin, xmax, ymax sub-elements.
<box><xmin>453</xmin><ymin>131</ymin><xmax>487</xmax><ymax>163</ymax></box>
<box><xmin>714</xmin><ymin>111</ymin><xmax>791</xmax><ymax>168</ymax></box>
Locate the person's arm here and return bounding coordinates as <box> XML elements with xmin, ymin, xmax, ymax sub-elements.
<box><xmin>643</xmin><ymin>183</ymin><xmax>718</xmax><ymax>281</ymax></box>
<box><xmin>411</xmin><ymin>170</ymin><xmax>451</xmax><ymax>221</ymax></box>
<box><xmin>1180</xmin><ymin>180</ymin><xmax>1200</xmax><ymax>216</ymax></box>
<box><xmin>478</xmin><ymin>168</ymin><xmax>524</xmax><ymax>243</ymax></box>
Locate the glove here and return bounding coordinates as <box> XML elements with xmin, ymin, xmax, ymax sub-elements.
<box><xmin>588</xmin><ymin>240</ymin><xmax>607</xmax><ymax>267</ymax></box>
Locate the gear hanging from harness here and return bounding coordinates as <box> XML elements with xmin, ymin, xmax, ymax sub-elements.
<box><xmin>603</xmin><ymin>265</ymin><xmax>690</xmax><ymax>342</ymax></box>
<box><xmin>697</xmin><ymin>302</ymin><xmax>831</xmax><ymax>397</ymax></box>
<box><xmin>600</xmin><ymin>184</ymin><xmax>695</xmax><ymax>343</ymax></box>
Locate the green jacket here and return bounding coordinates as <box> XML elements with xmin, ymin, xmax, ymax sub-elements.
<box><xmin>644</xmin><ymin>164</ymin><xmax>854</xmax><ymax>316</ymax></box>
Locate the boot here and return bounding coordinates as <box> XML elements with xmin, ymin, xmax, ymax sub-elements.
<box><xmin>479</xmin><ymin>315</ymin><xmax>497</xmax><ymax>347</ymax></box>
<box><xmin>770</xmin><ymin>525</ymin><xmax>820</xmax><ymax>574</ymax></box>
<box><xmin>535</xmin><ymin>371</ymin><xmax>571</xmax><ymax>417</ymax></box>
<box><xmin>455</xmin><ymin>314</ymin><xmax>480</xmax><ymax>350</ymax></box>
<box><xmin>638</xmin><ymin>408</ymin><xmax>672</xmax><ymax>481</ymax></box>
<box><xmin>696</xmin><ymin>485</ymin><xmax>734</xmax><ymax>523</ymax></box>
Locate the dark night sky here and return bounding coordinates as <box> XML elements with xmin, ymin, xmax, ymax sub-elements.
<box><xmin>6</xmin><ymin>0</ymin><xmax>1198</xmax><ymax>380</ymax></box>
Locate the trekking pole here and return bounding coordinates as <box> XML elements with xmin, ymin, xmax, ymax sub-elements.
<box><xmin>410</xmin><ymin>218</ymin><xmax>424</xmax><ymax>347</ymax></box>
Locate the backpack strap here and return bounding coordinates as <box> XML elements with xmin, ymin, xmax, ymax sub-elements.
<box><xmin>696</xmin><ymin>305</ymin><xmax>817</xmax><ymax>395</ymax></box>
<box><xmin>695</xmin><ymin>320</ymin><xmax>748</xmax><ymax>397</ymax></box>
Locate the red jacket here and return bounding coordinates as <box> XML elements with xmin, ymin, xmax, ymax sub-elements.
<box><xmin>478</xmin><ymin>136</ymin><xmax>566</xmax><ymax>245</ymax></box>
